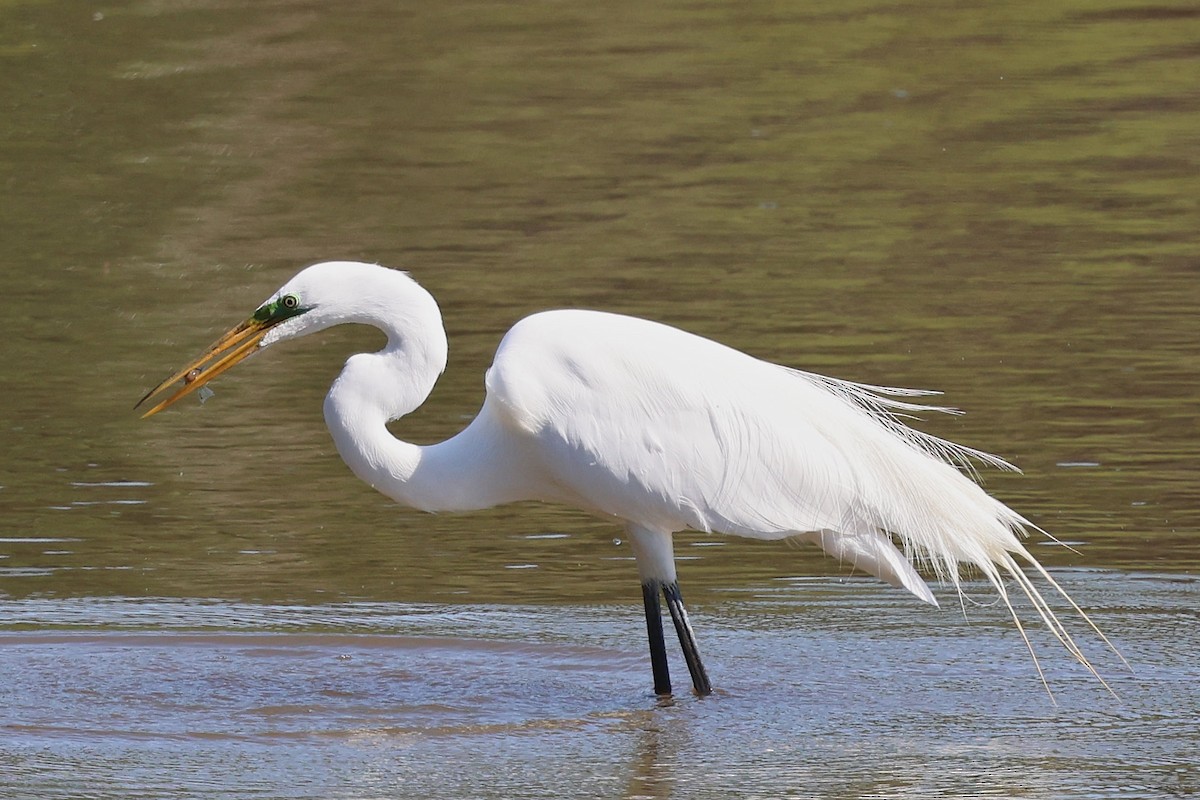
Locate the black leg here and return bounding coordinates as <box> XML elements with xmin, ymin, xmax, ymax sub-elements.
<box><xmin>663</xmin><ymin>581</ymin><xmax>712</xmax><ymax>696</ymax></box>
<box><xmin>642</xmin><ymin>580</ymin><xmax>672</xmax><ymax>695</ymax></box>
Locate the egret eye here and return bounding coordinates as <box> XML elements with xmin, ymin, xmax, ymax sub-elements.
<box><xmin>281</xmin><ymin>294</ymin><xmax>300</xmax><ymax>310</ymax></box>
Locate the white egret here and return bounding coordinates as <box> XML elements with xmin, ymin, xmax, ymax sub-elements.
<box><xmin>139</xmin><ymin>261</ymin><xmax>1117</xmax><ymax>696</ymax></box>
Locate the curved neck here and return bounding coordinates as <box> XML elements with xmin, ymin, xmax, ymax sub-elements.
<box><xmin>321</xmin><ymin>310</ymin><xmax>526</xmax><ymax>513</ymax></box>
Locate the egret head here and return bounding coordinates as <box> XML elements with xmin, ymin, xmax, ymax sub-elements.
<box><xmin>255</xmin><ymin>261</ymin><xmax>433</xmax><ymax>348</ymax></box>
<box><xmin>136</xmin><ymin>261</ymin><xmax>442</xmax><ymax>418</ymax></box>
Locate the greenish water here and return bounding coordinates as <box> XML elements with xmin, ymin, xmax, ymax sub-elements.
<box><xmin>0</xmin><ymin>0</ymin><xmax>1197</xmax><ymax>798</ymax></box>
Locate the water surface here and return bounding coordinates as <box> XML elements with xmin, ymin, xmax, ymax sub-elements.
<box><xmin>3</xmin><ymin>573</ymin><xmax>1195</xmax><ymax>799</ymax></box>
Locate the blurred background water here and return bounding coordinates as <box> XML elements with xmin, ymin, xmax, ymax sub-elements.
<box><xmin>0</xmin><ymin>0</ymin><xmax>1197</xmax><ymax>798</ymax></box>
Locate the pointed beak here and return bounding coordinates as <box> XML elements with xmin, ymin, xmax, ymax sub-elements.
<box><xmin>135</xmin><ymin>317</ymin><xmax>271</xmax><ymax>418</ymax></box>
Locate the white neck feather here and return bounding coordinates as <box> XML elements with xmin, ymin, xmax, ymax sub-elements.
<box><xmin>319</xmin><ymin>279</ymin><xmax>525</xmax><ymax>513</ymax></box>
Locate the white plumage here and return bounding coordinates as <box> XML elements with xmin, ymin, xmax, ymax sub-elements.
<box><xmin>141</xmin><ymin>261</ymin><xmax>1118</xmax><ymax>696</ymax></box>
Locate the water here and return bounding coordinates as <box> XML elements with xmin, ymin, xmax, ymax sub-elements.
<box><xmin>2</xmin><ymin>577</ymin><xmax>1195</xmax><ymax>799</ymax></box>
<box><xmin>1</xmin><ymin>0</ymin><xmax>1198</xmax><ymax>797</ymax></box>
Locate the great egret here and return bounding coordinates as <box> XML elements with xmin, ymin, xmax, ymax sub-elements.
<box><xmin>139</xmin><ymin>260</ymin><xmax>1116</xmax><ymax>696</ymax></box>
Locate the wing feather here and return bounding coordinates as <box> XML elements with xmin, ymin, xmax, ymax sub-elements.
<box><xmin>485</xmin><ymin>308</ymin><xmax>1117</xmax><ymax>693</ymax></box>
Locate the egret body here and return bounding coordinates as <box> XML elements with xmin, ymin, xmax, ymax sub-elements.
<box><xmin>139</xmin><ymin>261</ymin><xmax>1115</xmax><ymax>696</ymax></box>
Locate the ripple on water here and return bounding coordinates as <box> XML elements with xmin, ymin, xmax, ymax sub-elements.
<box><xmin>0</xmin><ymin>574</ymin><xmax>1196</xmax><ymax>798</ymax></box>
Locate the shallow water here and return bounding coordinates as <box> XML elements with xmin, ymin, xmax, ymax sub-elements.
<box><xmin>3</xmin><ymin>574</ymin><xmax>1196</xmax><ymax>800</ymax></box>
<box><xmin>1</xmin><ymin>0</ymin><xmax>1198</xmax><ymax>797</ymax></box>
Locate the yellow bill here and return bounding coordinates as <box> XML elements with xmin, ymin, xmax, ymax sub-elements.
<box><xmin>135</xmin><ymin>318</ymin><xmax>271</xmax><ymax>418</ymax></box>
<box><xmin>137</xmin><ymin>291</ymin><xmax>308</xmax><ymax>418</ymax></box>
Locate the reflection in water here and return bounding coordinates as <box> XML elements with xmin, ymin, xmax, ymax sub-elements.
<box><xmin>622</xmin><ymin>703</ymin><xmax>676</xmax><ymax>800</ymax></box>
